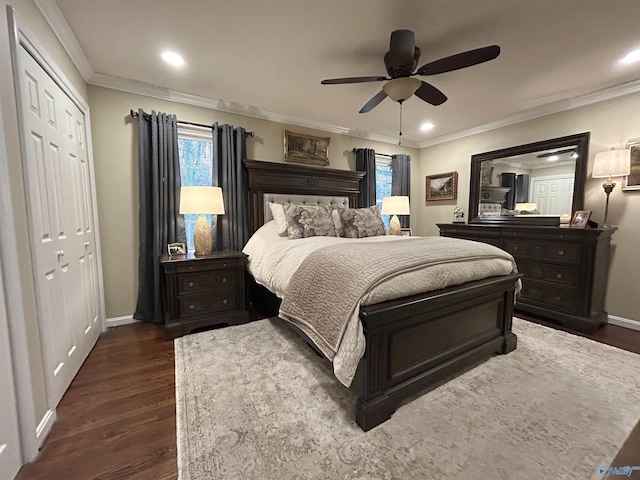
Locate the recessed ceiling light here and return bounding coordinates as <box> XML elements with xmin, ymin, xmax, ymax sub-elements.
<box><xmin>548</xmin><ymin>155</ymin><xmax>559</xmax><ymax>162</ymax></box>
<box><xmin>420</xmin><ymin>122</ymin><xmax>435</xmax><ymax>131</ymax></box>
<box><xmin>162</xmin><ymin>51</ymin><xmax>185</xmax><ymax>67</ymax></box>
<box><xmin>620</xmin><ymin>49</ymin><xmax>640</xmax><ymax>65</ymax></box>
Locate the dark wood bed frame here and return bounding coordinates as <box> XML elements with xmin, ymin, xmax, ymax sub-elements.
<box><xmin>243</xmin><ymin>159</ymin><xmax>521</xmax><ymax>431</ymax></box>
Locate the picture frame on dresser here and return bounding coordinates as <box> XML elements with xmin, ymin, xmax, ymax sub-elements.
<box><xmin>570</xmin><ymin>210</ymin><xmax>592</xmax><ymax>228</ymax></box>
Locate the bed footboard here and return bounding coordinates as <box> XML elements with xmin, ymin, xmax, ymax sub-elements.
<box><xmin>354</xmin><ymin>273</ymin><xmax>521</xmax><ymax>431</ymax></box>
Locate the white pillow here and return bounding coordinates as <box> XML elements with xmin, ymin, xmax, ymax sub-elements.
<box><xmin>269</xmin><ymin>202</ymin><xmax>288</xmax><ymax>236</ymax></box>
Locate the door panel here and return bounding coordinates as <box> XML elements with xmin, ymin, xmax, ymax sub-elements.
<box><xmin>17</xmin><ymin>46</ymin><xmax>100</xmax><ymax>407</ymax></box>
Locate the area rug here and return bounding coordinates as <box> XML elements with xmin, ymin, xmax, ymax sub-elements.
<box><xmin>175</xmin><ymin>318</ymin><xmax>640</xmax><ymax>480</ymax></box>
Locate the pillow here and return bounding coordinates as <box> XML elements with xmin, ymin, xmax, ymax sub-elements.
<box><xmin>269</xmin><ymin>202</ymin><xmax>288</xmax><ymax>236</ymax></box>
<box><xmin>335</xmin><ymin>206</ymin><xmax>386</xmax><ymax>238</ymax></box>
<box><xmin>332</xmin><ymin>209</ymin><xmax>344</xmax><ymax>237</ymax></box>
<box><xmin>283</xmin><ymin>204</ymin><xmax>337</xmax><ymax>239</ymax></box>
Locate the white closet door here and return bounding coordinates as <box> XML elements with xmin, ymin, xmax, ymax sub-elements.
<box><xmin>16</xmin><ymin>46</ymin><xmax>101</xmax><ymax>407</ymax></box>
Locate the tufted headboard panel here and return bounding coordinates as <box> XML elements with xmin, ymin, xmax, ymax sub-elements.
<box><xmin>263</xmin><ymin>194</ymin><xmax>350</xmax><ymax>222</ymax></box>
<box><xmin>244</xmin><ymin>159</ymin><xmax>365</xmax><ymax>233</ymax></box>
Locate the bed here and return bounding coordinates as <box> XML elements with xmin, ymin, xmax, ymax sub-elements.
<box><xmin>243</xmin><ymin>159</ymin><xmax>522</xmax><ymax>431</ymax></box>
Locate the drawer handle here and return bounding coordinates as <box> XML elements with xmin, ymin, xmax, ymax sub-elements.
<box><xmin>222</xmin><ymin>277</ymin><xmax>228</xmax><ymax>283</ymax></box>
<box><xmin>556</xmin><ymin>273</ymin><xmax>563</xmax><ymax>279</ymax></box>
<box><xmin>188</xmin><ymin>281</ymin><xmax>194</xmax><ymax>287</ymax></box>
<box><xmin>223</xmin><ymin>263</ymin><xmax>227</xmax><ymax>267</ymax></box>
<box><xmin>222</xmin><ymin>299</ymin><xmax>228</xmax><ymax>305</ymax></box>
<box><xmin>555</xmin><ymin>296</ymin><xmax>561</xmax><ymax>301</ymax></box>
<box><xmin>513</xmin><ymin>246</ymin><xmax>519</xmax><ymax>251</ymax></box>
<box><xmin>558</xmin><ymin>250</ymin><xmax>565</xmax><ymax>256</ymax></box>
<box><xmin>189</xmin><ymin>304</ymin><xmax>195</xmax><ymax>310</ymax></box>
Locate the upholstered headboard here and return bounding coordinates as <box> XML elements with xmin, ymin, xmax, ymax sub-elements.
<box><xmin>244</xmin><ymin>159</ymin><xmax>365</xmax><ymax>233</ymax></box>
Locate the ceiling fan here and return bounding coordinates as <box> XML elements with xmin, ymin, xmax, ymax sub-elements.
<box><xmin>321</xmin><ymin>30</ymin><xmax>501</xmax><ymax>114</ymax></box>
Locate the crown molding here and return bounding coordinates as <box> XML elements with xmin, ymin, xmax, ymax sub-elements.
<box><xmin>89</xmin><ymin>73</ymin><xmax>418</xmax><ymax>148</ymax></box>
<box><xmin>419</xmin><ymin>78</ymin><xmax>640</xmax><ymax>148</ymax></box>
<box><xmin>34</xmin><ymin>0</ymin><xmax>94</xmax><ymax>82</ymax></box>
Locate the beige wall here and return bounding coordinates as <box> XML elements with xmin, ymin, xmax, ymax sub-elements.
<box><xmin>0</xmin><ymin>0</ymin><xmax>89</xmax><ymax>448</ymax></box>
<box><xmin>87</xmin><ymin>85</ymin><xmax>417</xmax><ymax>319</ymax></box>
<box><xmin>415</xmin><ymin>92</ymin><xmax>640</xmax><ymax>322</ymax></box>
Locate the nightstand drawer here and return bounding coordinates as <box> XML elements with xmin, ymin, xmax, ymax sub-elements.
<box><xmin>175</xmin><ymin>259</ymin><xmax>239</xmax><ymax>273</ymax></box>
<box><xmin>177</xmin><ymin>292</ymin><xmax>237</xmax><ymax>318</ymax></box>
<box><xmin>520</xmin><ymin>281</ymin><xmax>581</xmax><ymax>314</ymax></box>
<box><xmin>502</xmin><ymin>240</ymin><xmax>581</xmax><ymax>265</ymax></box>
<box><xmin>177</xmin><ymin>270</ymin><xmax>237</xmax><ymax>295</ymax></box>
<box><xmin>517</xmin><ymin>261</ymin><xmax>580</xmax><ymax>288</ymax></box>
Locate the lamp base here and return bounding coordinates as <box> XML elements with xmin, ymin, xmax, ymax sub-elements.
<box><xmin>193</xmin><ymin>214</ymin><xmax>212</xmax><ymax>256</ymax></box>
<box><xmin>388</xmin><ymin>215</ymin><xmax>402</xmax><ymax>235</ymax></box>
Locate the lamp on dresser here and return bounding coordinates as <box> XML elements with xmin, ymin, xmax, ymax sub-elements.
<box><xmin>381</xmin><ymin>195</ymin><xmax>410</xmax><ymax>235</ymax></box>
<box><xmin>592</xmin><ymin>149</ymin><xmax>630</xmax><ymax>226</ymax></box>
<box><xmin>179</xmin><ymin>186</ymin><xmax>225</xmax><ymax>256</ymax></box>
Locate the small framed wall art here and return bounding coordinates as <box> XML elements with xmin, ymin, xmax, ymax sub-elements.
<box><xmin>284</xmin><ymin>130</ymin><xmax>330</xmax><ymax>166</ymax></box>
<box><xmin>623</xmin><ymin>138</ymin><xmax>640</xmax><ymax>191</ymax></box>
<box><xmin>426</xmin><ymin>172</ymin><xmax>458</xmax><ymax>201</ymax></box>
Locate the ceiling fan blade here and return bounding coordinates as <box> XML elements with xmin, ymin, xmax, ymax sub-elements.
<box><xmin>417</xmin><ymin>45</ymin><xmax>500</xmax><ymax>76</ymax></box>
<box><xmin>388</xmin><ymin>30</ymin><xmax>416</xmax><ymax>69</ymax></box>
<box><xmin>359</xmin><ymin>90</ymin><xmax>388</xmax><ymax>113</ymax></box>
<box><xmin>321</xmin><ymin>76</ymin><xmax>387</xmax><ymax>85</ymax></box>
<box><xmin>414</xmin><ymin>81</ymin><xmax>447</xmax><ymax>106</ymax></box>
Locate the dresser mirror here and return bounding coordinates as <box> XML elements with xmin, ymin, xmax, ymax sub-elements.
<box><xmin>468</xmin><ymin>132</ymin><xmax>590</xmax><ymax>225</ymax></box>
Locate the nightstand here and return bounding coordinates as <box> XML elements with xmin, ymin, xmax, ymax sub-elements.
<box><xmin>160</xmin><ymin>251</ymin><xmax>249</xmax><ymax>340</ymax></box>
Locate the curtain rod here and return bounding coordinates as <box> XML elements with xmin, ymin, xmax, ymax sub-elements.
<box><xmin>351</xmin><ymin>148</ymin><xmax>392</xmax><ymax>159</ymax></box>
<box><xmin>130</xmin><ymin>110</ymin><xmax>255</xmax><ymax>137</ymax></box>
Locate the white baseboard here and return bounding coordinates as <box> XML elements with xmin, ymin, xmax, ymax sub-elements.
<box><xmin>35</xmin><ymin>409</ymin><xmax>56</xmax><ymax>450</ymax></box>
<box><xmin>105</xmin><ymin>315</ymin><xmax>141</xmax><ymax>328</ymax></box>
<box><xmin>607</xmin><ymin>315</ymin><xmax>640</xmax><ymax>332</ymax></box>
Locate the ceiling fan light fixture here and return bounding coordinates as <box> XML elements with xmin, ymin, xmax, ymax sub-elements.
<box><xmin>383</xmin><ymin>77</ymin><xmax>421</xmax><ymax>102</ymax></box>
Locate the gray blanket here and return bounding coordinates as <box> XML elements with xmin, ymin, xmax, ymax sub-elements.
<box><xmin>279</xmin><ymin>236</ymin><xmax>517</xmax><ymax>361</ymax></box>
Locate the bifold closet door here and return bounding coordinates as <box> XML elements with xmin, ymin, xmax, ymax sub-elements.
<box><xmin>16</xmin><ymin>46</ymin><xmax>101</xmax><ymax>407</ymax></box>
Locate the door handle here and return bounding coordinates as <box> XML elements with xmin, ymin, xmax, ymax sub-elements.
<box><xmin>57</xmin><ymin>250</ymin><xmax>64</xmax><ymax>260</ymax></box>
<box><xmin>84</xmin><ymin>242</ymin><xmax>90</xmax><ymax>248</ymax></box>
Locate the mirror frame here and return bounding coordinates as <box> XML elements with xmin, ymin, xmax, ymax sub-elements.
<box><xmin>468</xmin><ymin>132</ymin><xmax>590</xmax><ymax>225</ymax></box>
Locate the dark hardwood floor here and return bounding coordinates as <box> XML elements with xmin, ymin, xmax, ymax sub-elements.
<box><xmin>15</xmin><ymin>316</ymin><xmax>640</xmax><ymax>480</ymax></box>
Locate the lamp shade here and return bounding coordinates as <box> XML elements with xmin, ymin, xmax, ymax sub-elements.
<box><xmin>179</xmin><ymin>186</ymin><xmax>225</xmax><ymax>214</ymax></box>
<box><xmin>381</xmin><ymin>196</ymin><xmax>411</xmax><ymax>215</ymax></box>
<box><xmin>382</xmin><ymin>78</ymin><xmax>421</xmax><ymax>102</ymax></box>
<box><xmin>592</xmin><ymin>149</ymin><xmax>631</xmax><ymax>178</ymax></box>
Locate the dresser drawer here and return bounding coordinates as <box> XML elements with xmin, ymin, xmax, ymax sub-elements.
<box><xmin>502</xmin><ymin>240</ymin><xmax>581</xmax><ymax>265</ymax></box>
<box><xmin>175</xmin><ymin>258</ymin><xmax>239</xmax><ymax>274</ymax></box>
<box><xmin>177</xmin><ymin>270</ymin><xmax>236</xmax><ymax>295</ymax></box>
<box><xmin>517</xmin><ymin>260</ymin><xmax>580</xmax><ymax>288</ymax></box>
<box><xmin>520</xmin><ymin>281</ymin><xmax>581</xmax><ymax>314</ymax></box>
<box><xmin>177</xmin><ymin>292</ymin><xmax>237</xmax><ymax>319</ymax></box>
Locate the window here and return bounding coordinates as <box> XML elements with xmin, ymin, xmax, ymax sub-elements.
<box><xmin>178</xmin><ymin>126</ymin><xmax>213</xmax><ymax>251</ymax></box>
<box><xmin>375</xmin><ymin>156</ymin><xmax>393</xmax><ymax>229</ymax></box>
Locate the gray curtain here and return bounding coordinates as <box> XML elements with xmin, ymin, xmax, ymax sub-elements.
<box><xmin>355</xmin><ymin>148</ymin><xmax>376</xmax><ymax>207</ymax></box>
<box><xmin>133</xmin><ymin>109</ymin><xmax>185</xmax><ymax>324</ymax></box>
<box><xmin>212</xmin><ymin>123</ymin><xmax>249</xmax><ymax>251</ymax></box>
<box><xmin>391</xmin><ymin>154</ymin><xmax>411</xmax><ymax>228</ymax></box>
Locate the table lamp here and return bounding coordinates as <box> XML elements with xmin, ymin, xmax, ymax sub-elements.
<box><xmin>592</xmin><ymin>149</ymin><xmax>630</xmax><ymax>226</ymax></box>
<box><xmin>179</xmin><ymin>186</ymin><xmax>225</xmax><ymax>256</ymax></box>
<box><xmin>381</xmin><ymin>196</ymin><xmax>410</xmax><ymax>235</ymax></box>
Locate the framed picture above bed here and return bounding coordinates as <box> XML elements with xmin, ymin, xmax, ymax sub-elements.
<box><xmin>284</xmin><ymin>130</ymin><xmax>330</xmax><ymax>166</ymax></box>
<box><xmin>426</xmin><ymin>171</ymin><xmax>458</xmax><ymax>201</ymax></box>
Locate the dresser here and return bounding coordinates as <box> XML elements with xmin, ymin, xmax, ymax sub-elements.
<box><xmin>438</xmin><ymin>224</ymin><xmax>616</xmax><ymax>333</ymax></box>
<box><xmin>160</xmin><ymin>251</ymin><xmax>249</xmax><ymax>339</ymax></box>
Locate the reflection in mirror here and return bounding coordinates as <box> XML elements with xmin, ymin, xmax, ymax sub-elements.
<box><xmin>469</xmin><ymin>133</ymin><xmax>589</xmax><ymax>225</ymax></box>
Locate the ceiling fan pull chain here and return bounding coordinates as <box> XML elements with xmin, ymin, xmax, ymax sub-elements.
<box><xmin>398</xmin><ymin>101</ymin><xmax>403</xmax><ymax>145</ymax></box>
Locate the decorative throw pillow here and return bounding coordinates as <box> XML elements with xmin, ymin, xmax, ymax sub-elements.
<box><xmin>283</xmin><ymin>204</ymin><xmax>337</xmax><ymax>239</ymax></box>
<box><xmin>335</xmin><ymin>206</ymin><xmax>386</xmax><ymax>238</ymax></box>
<box><xmin>269</xmin><ymin>202</ymin><xmax>288</xmax><ymax>236</ymax></box>
<box><xmin>332</xmin><ymin>209</ymin><xmax>344</xmax><ymax>237</ymax></box>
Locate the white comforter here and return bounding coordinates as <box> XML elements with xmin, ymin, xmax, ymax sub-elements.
<box><xmin>243</xmin><ymin>221</ymin><xmax>517</xmax><ymax>386</ymax></box>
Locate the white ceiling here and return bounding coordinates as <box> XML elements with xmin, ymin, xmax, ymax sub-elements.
<box><xmin>47</xmin><ymin>0</ymin><xmax>640</xmax><ymax>147</ymax></box>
